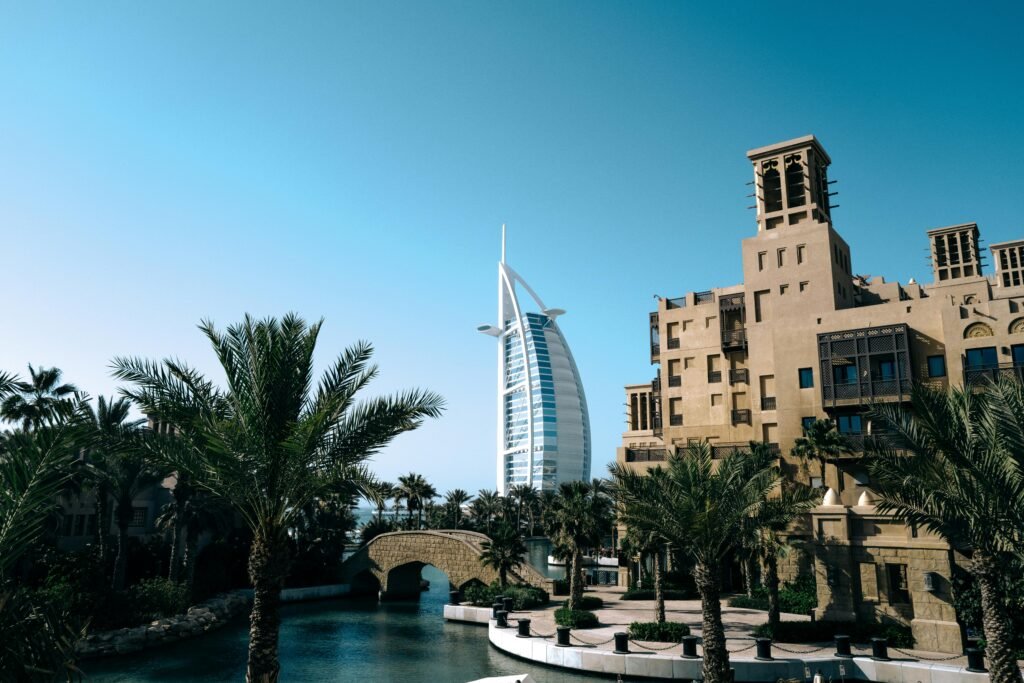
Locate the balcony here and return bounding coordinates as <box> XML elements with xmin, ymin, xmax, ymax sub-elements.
<box><xmin>669</xmin><ymin>415</ymin><xmax>683</xmax><ymax>426</ymax></box>
<box><xmin>625</xmin><ymin>448</ymin><xmax>667</xmax><ymax>463</ymax></box>
<box><xmin>665</xmin><ymin>297</ymin><xmax>687</xmax><ymax>310</ymax></box>
<box><xmin>668</xmin><ymin>375</ymin><xmax>681</xmax><ymax>387</ymax></box>
<box><xmin>818</xmin><ymin>324</ymin><xmax>912</xmax><ymax>405</ymax></box>
<box><xmin>729</xmin><ymin>368</ymin><xmax>749</xmax><ymax>384</ymax></box>
<box><xmin>731</xmin><ymin>409</ymin><xmax>752</xmax><ymax>425</ymax></box>
<box><xmin>711</xmin><ymin>442</ymin><xmax>780</xmax><ymax>459</ymax></box>
<box><xmin>667</xmin><ymin>337</ymin><xmax>680</xmax><ymax>350</ymax></box>
<box><xmin>651</xmin><ymin>343</ymin><xmax>660</xmax><ymax>357</ymax></box>
<box><xmin>964</xmin><ymin>362</ymin><xmax>1024</xmax><ymax>386</ymax></box>
<box><xmin>761</xmin><ymin>396</ymin><xmax>777</xmax><ymax>411</ymax></box>
<box><xmin>694</xmin><ymin>290</ymin><xmax>715</xmax><ymax>305</ymax></box>
<box><xmin>841</xmin><ymin>432</ymin><xmax>903</xmax><ymax>455</ymax></box>
<box><xmin>722</xmin><ymin>329</ymin><xmax>748</xmax><ymax>351</ymax></box>
<box><xmin>708</xmin><ymin>370</ymin><xmax>722</xmax><ymax>383</ymax></box>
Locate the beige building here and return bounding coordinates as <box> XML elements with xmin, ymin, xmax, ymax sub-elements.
<box><xmin>617</xmin><ymin>134</ymin><xmax>1023</xmax><ymax>653</ymax></box>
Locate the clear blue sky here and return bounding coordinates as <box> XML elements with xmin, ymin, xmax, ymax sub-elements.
<box><xmin>2</xmin><ymin>1</ymin><xmax>1022</xmax><ymax>494</ymax></box>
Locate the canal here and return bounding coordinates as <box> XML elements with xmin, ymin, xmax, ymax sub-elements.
<box><xmin>86</xmin><ymin>541</ymin><xmax>611</xmax><ymax>682</ymax></box>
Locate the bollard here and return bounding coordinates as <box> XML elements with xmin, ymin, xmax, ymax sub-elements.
<box><xmin>496</xmin><ymin>610</ymin><xmax>508</xmax><ymax>628</ymax></box>
<box><xmin>755</xmin><ymin>637</ymin><xmax>773</xmax><ymax>661</ymax></box>
<box><xmin>503</xmin><ymin>597</ymin><xmax>514</xmax><ymax>614</ymax></box>
<box><xmin>586</xmin><ymin>574</ymin><xmax>594</xmax><ymax>586</ymax></box>
<box><xmin>870</xmin><ymin>637</ymin><xmax>890</xmax><ymax>661</ymax></box>
<box><xmin>517</xmin><ymin>619</ymin><xmax>532</xmax><ymax>638</ymax></box>
<box><xmin>965</xmin><ymin>648</ymin><xmax>987</xmax><ymax>673</ymax></box>
<box><xmin>834</xmin><ymin>634</ymin><xmax>852</xmax><ymax>658</ymax></box>
<box><xmin>492</xmin><ymin>601</ymin><xmax>503</xmax><ymax>619</ymax></box>
<box><xmin>556</xmin><ymin>626</ymin><xmax>571</xmax><ymax>647</ymax></box>
<box><xmin>449</xmin><ymin>590</ymin><xmax>461</xmax><ymax>605</ymax></box>
<box><xmin>680</xmin><ymin>635</ymin><xmax>699</xmax><ymax>658</ymax></box>
<box><xmin>613</xmin><ymin>632</ymin><xmax>629</xmax><ymax>654</ymax></box>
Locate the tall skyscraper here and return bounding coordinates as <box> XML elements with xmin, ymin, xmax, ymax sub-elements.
<box><xmin>478</xmin><ymin>227</ymin><xmax>591</xmax><ymax>495</ymax></box>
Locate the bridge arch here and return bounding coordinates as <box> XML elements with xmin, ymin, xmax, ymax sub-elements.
<box><xmin>340</xmin><ymin>530</ymin><xmax>549</xmax><ymax>599</ymax></box>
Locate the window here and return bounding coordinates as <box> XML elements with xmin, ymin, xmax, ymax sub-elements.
<box><xmin>886</xmin><ymin>564</ymin><xmax>911</xmax><ymax>605</ymax></box>
<box><xmin>927</xmin><ymin>355</ymin><xmax>946</xmax><ymax>378</ymax></box>
<box><xmin>682</xmin><ymin>319</ymin><xmax>692</xmax><ymax>332</ymax></box>
<box><xmin>833</xmin><ymin>364</ymin><xmax>857</xmax><ymax>385</ymax></box>
<box><xmin>785</xmin><ymin>156</ymin><xmax>805</xmax><ymax>207</ymax></box>
<box><xmin>754</xmin><ymin>290</ymin><xmax>770</xmax><ymax>322</ymax></box>
<box><xmin>1013</xmin><ymin>345</ymin><xmax>1024</xmax><ymax>367</ymax></box>
<box><xmin>797</xmin><ymin>244</ymin><xmax>806</xmax><ymax>264</ymax></box>
<box><xmin>763</xmin><ymin>162</ymin><xmax>782</xmax><ymax>213</ymax></box>
<box><xmin>798</xmin><ymin>367</ymin><xmax>814</xmax><ymax>388</ymax></box>
<box><xmin>836</xmin><ymin>415</ymin><xmax>863</xmax><ymax>434</ymax></box>
<box><xmin>799</xmin><ymin>281</ymin><xmax>809</xmax><ymax>292</ymax></box>
<box><xmin>684</xmin><ymin>357</ymin><xmax>695</xmax><ymax>369</ymax></box>
<box><xmin>780</xmin><ymin>284</ymin><xmax>789</xmax><ymax>295</ymax></box>
<box><xmin>875</xmin><ymin>359</ymin><xmax>896</xmax><ymax>381</ymax></box>
<box><xmin>965</xmin><ymin>347</ymin><xmax>998</xmax><ymax>370</ymax></box>
<box><xmin>129</xmin><ymin>507</ymin><xmax>147</xmax><ymax>528</ymax></box>
<box><xmin>777</xmin><ymin>248</ymin><xmax>786</xmax><ymax>268</ymax></box>
<box><xmin>801</xmin><ymin>416</ymin><xmax>816</xmax><ymax>432</ymax></box>
<box><xmin>705</xmin><ymin>316</ymin><xmax>715</xmax><ymax>329</ymax></box>
<box><xmin>711</xmin><ymin>394</ymin><xmax>723</xmax><ymax>406</ymax></box>
<box><xmin>758</xmin><ymin>252</ymin><xmax>767</xmax><ymax>271</ymax></box>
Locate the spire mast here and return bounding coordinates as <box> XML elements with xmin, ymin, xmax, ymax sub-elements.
<box><xmin>501</xmin><ymin>223</ymin><xmax>507</xmax><ymax>264</ymax></box>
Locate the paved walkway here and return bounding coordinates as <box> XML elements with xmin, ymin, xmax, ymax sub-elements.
<box><xmin>506</xmin><ymin>584</ymin><xmax>976</xmax><ymax>667</ymax></box>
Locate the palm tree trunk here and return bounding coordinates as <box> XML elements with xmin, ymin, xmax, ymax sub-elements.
<box><xmin>744</xmin><ymin>554</ymin><xmax>757</xmax><ymax>598</ymax></box>
<box><xmin>112</xmin><ymin>519</ymin><xmax>129</xmax><ymax>591</ymax></box>
<box><xmin>973</xmin><ymin>552</ymin><xmax>1024</xmax><ymax>683</ymax></box>
<box><xmin>694</xmin><ymin>559</ymin><xmax>730</xmax><ymax>683</ymax></box>
<box><xmin>168</xmin><ymin>517</ymin><xmax>185</xmax><ymax>582</ymax></box>
<box><xmin>95</xmin><ymin>494</ymin><xmax>109</xmax><ymax>561</ymax></box>
<box><xmin>765</xmin><ymin>550</ymin><xmax>781</xmax><ymax>631</ymax></box>
<box><xmin>569</xmin><ymin>546</ymin><xmax>584</xmax><ymax>610</ymax></box>
<box><xmin>246</xmin><ymin>534</ymin><xmax>289</xmax><ymax>683</ymax></box>
<box><xmin>653</xmin><ymin>547</ymin><xmax>665</xmax><ymax>623</ymax></box>
<box><xmin>183</xmin><ymin>528</ymin><xmax>199</xmax><ymax>596</ymax></box>
<box><xmin>637</xmin><ymin>551</ymin><xmax>645</xmax><ymax>588</ymax></box>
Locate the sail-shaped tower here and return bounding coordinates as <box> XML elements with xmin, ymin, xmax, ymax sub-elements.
<box><xmin>477</xmin><ymin>226</ymin><xmax>591</xmax><ymax>495</ymax></box>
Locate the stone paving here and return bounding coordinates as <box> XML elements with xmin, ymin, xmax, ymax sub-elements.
<box><xmin>500</xmin><ymin>584</ymin><xmax>983</xmax><ymax>668</ymax></box>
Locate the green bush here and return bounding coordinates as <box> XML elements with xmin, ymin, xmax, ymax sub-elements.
<box><xmin>555</xmin><ymin>608</ymin><xmax>599</xmax><ymax>629</ymax></box>
<box><xmin>463</xmin><ymin>582</ymin><xmax>549</xmax><ymax>610</ymax></box>
<box><xmin>576</xmin><ymin>595</ymin><xmax>603</xmax><ymax>610</ymax></box>
<box><xmin>126</xmin><ymin>578</ymin><xmax>190</xmax><ymax>623</ymax></box>
<box><xmin>727</xmin><ymin>575</ymin><xmax>817</xmax><ymax>616</ymax></box>
<box><xmin>621</xmin><ymin>588</ymin><xmax>693</xmax><ymax>601</ymax></box>
<box><xmin>753</xmin><ymin>620</ymin><xmax>914</xmax><ymax>648</ymax></box>
<box><xmin>628</xmin><ymin>621</ymin><xmax>690</xmax><ymax>642</ymax></box>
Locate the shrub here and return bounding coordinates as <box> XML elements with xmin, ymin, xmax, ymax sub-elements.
<box><xmin>463</xmin><ymin>582</ymin><xmax>549</xmax><ymax>610</ymax></box>
<box><xmin>727</xmin><ymin>575</ymin><xmax>817</xmax><ymax>616</ymax></box>
<box><xmin>555</xmin><ymin>608</ymin><xmax>599</xmax><ymax>629</ymax></box>
<box><xmin>125</xmin><ymin>578</ymin><xmax>191</xmax><ymax>623</ymax></box>
<box><xmin>621</xmin><ymin>588</ymin><xmax>693</xmax><ymax>601</ymax></box>
<box><xmin>576</xmin><ymin>595</ymin><xmax>603</xmax><ymax>610</ymax></box>
<box><xmin>628</xmin><ymin>621</ymin><xmax>690</xmax><ymax>642</ymax></box>
<box><xmin>753</xmin><ymin>620</ymin><xmax>914</xmax><ymax>648</ymax></box>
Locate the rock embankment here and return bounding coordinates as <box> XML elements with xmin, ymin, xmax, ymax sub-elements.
<box><xmin>76</xmin><ymin>592</ymin><xmax>251</xmax><ymax>659</ymax></box>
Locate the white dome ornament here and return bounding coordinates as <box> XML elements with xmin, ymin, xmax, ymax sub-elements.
<box><xmin>857</xmin><ymin>489</ymin><xmax>877</xmax><ymax>507</ymax></box>
<box><xmin>822</xmin><ymin>487</ymin><xmax>841</xmax><ymax>506</ymax></box>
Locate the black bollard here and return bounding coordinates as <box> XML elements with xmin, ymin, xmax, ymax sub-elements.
<box><xmin>556</xmin><ymin>626</ymin><xmax>571</xmax><ymax>647</ymax></box>
<box><xmin>871</xmin><ymin>637</ymin><xmax>890</xmax><ymax>661</ymax></box>
<box><xmin>834</xmin><ymin>634</ymin><xmax>852</xmax><ymax>658</ymax></box>
<box><xmin>496</xmin><ymin>610</ymin><xmax>508</xmax><ymax>628</ymax></box>
<box><xmin>492</xmin><ymin>601</ymin><xmax>503</xmax><ymax>619</ymax></box>
<box><xmin>613</xmin><ymin>632</ymin><xmax>629</xmax><ymax>654</ymax></box>
<box><xmin>680</xmin><ymin>635</ymin><xmax>699</xmax><ymax>658</ymax></box>
<box><xmin>449</xmin><ymin>590</ymin><xmax>461</xmax><ymax>605</ymax></box>
<box><xmin>503</xmin><ymin>597</ymin><xmax>514</xmax><ymax>614</ymax></box>
<box><xmin>517</xmin><ymin>619</ymin><xmax>532</xmax><ymax>638</ymax></box>
<box><xmin>586</xmin><ymin>573</ymin><xmax>594</xmax><ymax>586</ymax></box>
<box><xmin>965</xmin><ymin>648</ymin><xmax>987</xmax><ymax>673</ymax></box>
<box><xmin>755</xmin><ymin>637</ymin><xmax>773</xmax><ymax>661</ymax></box>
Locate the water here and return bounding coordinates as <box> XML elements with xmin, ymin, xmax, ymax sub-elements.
<box><xmin>86</xmin><ymin>564</ymin><xmax>600</xmax><ymax>683</ymax></box>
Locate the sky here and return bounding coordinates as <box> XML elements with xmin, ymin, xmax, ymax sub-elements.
<box><xmin>2</xmin><ymin>1</ymin><xmax>1023</xmax><ymax>495</ymax></box>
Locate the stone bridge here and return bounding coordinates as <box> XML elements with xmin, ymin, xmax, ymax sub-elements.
<box><xmin>340</xmin><ymin>530</ymin><xmax>550</xmax><ymax>599</ymax></box>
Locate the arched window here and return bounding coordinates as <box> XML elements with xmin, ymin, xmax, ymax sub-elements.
<box><xmin>785</xmin><ymin>155</ymin><xmax>805</xmax><ymax>207</ymax></box>
<box><xmin>963</xmin><ymin>322</ymin><xmax>994</xmax><ymax>339</ymax></box>
<box><xmin>762</xmin><ymin>160</ymin><xmax>782</xmax><ymax>213</ymax></box>
<box><xmin>1009</xmin><ymin>318</ymin><xmax>1024</xmax><ymax>335</ymax></box>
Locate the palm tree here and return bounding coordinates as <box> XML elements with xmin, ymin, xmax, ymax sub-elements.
<box><xmin>547</xmin><ymin>480</ymin><xmax>611</xmax><ymax>610</ymax></box>
<box><xmin>105</xmin><ymin>438</ymin><xmax>167</xmax><ymax>591</ymax></box>
<box><xmin>158</xmin><ymin>490</ymin><xmax>233</xmax><ymax>593</ymax></box>
<box><xmin>471</xmin><ymin>489</ymin><xmax>501</xmax><ymax>535</ymax></box>
<box><xmin>867</xmin><ymin>380</ymin><xmax>1024</xmax><ymax>683</ymax></box>
<box><xmin>0</xmin><ymin>365</ymin><xmax>78</xmax><ymax>431</ymax></box>
<box><xmin>443</xmin><ymin>488</ymin><xmax>472</xmax><ymax>528</ymax></box>
<box><xmin>113</xmin><ymin>314</ymin><xmax>444</xmax><ymax>683</ymax></box>
<box><xmin>395</xmin><ymin>473</ymin><xmax>437</xmax><ymax>529</ymax></box>
<box><xmin>625</xmin><ymin>526</ymin><xmax>667</xmax><ymax>622</ymax></box>
<box><xmin>510</xmin><ymin>484</ymin><xmax>539</xmax><ymax>533</ymax></box>
<box><xmin>364</xmin><ymin>480</ymin><xmax>395</xmax><ymax>524</ymax></box>
<box><xmin>480</xmin><ymin>522</ymin><xmax>528</xmax><ymax>587</ymax></box>
<box><xmin>0</xmin><ymin>405</ymin><xmax>86</xmax><ymax>680</ymax></box>
<box><xmin>611</xmin><ymin>442</ymin><xmax>779</xmax><ymax>683</ymax></box>
<box><xmin>791</xmin><ymin>418</ymin><xmax>851</xmax><ymax>492</ymax></box>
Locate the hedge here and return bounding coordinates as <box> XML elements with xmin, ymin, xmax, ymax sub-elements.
<box><xmin>621</xmin><ymin>588</ymin><xmax>694</xmax><ymax>601</ymax></box>
<box><xmin>727</xmin><ymin>575</ymin><xmax>817</xmax><ymax>616</ymax></box>
<box><xmin>575</xmin><ymin>595</ymin><xmax>603</xmax><ymax>610</ymax></box>
<box><xmin>555</xmin><ymin>608</ymin><xmax>599</xmax><ymax>629</ymax></box>
<box><xmin>627</xmin><ymin>621</ymin><xmax>690</xmax><ymax>642</ymax></box>
<box><xmin>752</xmin><ymin>620</ymin><xmax>914</xmax><ymax>648</ymax></box>
<box><xmin>463</xmin><ymin>582</ymin><xmax>550</xmax><ymax>610</ymax></box>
